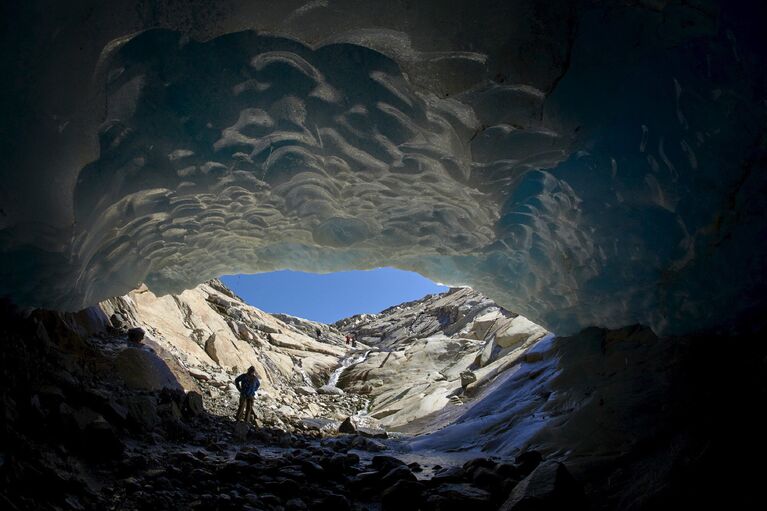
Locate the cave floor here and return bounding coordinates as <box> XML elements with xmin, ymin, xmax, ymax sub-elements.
<box><xmin>1</xmin><ymin>306</ymin><xmax>568</xmax><ymax>511</ymax></box>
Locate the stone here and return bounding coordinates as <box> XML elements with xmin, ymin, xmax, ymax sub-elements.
<box><xmin>371</xmin><ymin>455</ymin><xmax>408</xmax><ymax>473</ymax></box>
<box><xmin>110</xmin><ymin>313</ymin><xmax>127</xmax><ymax>329</ymax></box>
<box><xmin>204</xmin><ymin>334</ymin><xmax>220</xmax><ymax>364</ymax></box>
<box><xmin>300</xmin><ymin>460</ymin><xmax>326</xmax><ymax>479</ymax></box>
<box><xmin>495</xmin><ymin>316</ymin><xmax>547</xmax><ymax>349</ymax></box>
<box><xmin>499</xmin><ymin>462</ymin><xmax>585</xmax><ymax>511</ymax></box>
<box><xmin>515</xmin><ymin>451</ymin><xmax>543</xmax><ymax>477</ymax></box>
<box><xmin>460</xmin><ymin>370</ymin><xmax>477</xmax><ymax>388</ymax></box>
<box><xmin>380</xmin><ymin>465</ymin><xmax>417</xmax><ymax>487</ymax></box>
<box><xmin>115</xmin><ymin>348</ymin><xmax>182</xmax><ymax>391</ymax></box>
<box><xmin>207</xmin><ymin>295</ymin><xmax>234</xmax><ymax>309</ymax></box>
<box><xmin>471</xmin><ymin>467</ymin><xmax>503</xmax><ymax>495</ymax></box>
<box><xmin>523</xmin><ymin>350</ymin><xmax>545</xmax><ymax>363</ymax></box>
<box><xmin>157</xmin><ymin>401</ymin><xmax>182</xmax><ymax>423</ymax></box>
<box><xmin>313</xmin><ymin>493</ymin><xmax>351</xmax><ymax>511</ymax></box>
<box><xmin>425</xmin><ymin>483</ymin><xmax>494</xmax><ymax>511</ymax></box>
<box><xmin>317</xmin><ymin>385</ymin><xmax>345</xmax><ymax>395</ymax></box>
<box><xmin>358</xmin><ymin>426</ymin><xmax>388</xmax><ymax>439</ymax></box>
<box><xmin>339</xmin><ymin>416</ymin><xmax>357</xmax><ymax>434</ymax></box>
<box><xmin>462</xmin><ymin>457</ymin><xmax>498</xmax><ymax>476</ymax></box>
<box><xmin>234</xmin><ymin>447</ymin><xmax>263</xmax><ymax>464</ymax></box>
<box><xmin>188</xmin><ymin>367</ymin><xmax>210</xmax><ymax>381</ymax></box>
<box><xmin>183</xmin><ymin>391</ymin><xmax>204</xmax><ymax>417</ymax></box>
<box><xmin>83</xmin><ymin>419</ymin><xmax>125</xmax><ymax>460</ymax></box>
<box><xmin>125</xmin><ymin>395</ymin><xmax>161</xmax><ymax>430</ymax></box>
<box><xmin>286</xmin><ymin>498</ymin><xmax>307</xmax><ymax>510</ymax></box>
<box><xmin>233</xmin><ymin>421</ymin><xmax>249</xmax><ymax>441</ymax></box>
<box><xmin>381</xmin><ymin>480</ymin><xmax>425</xmax><ymax>511</ymax></box>
<box><xmin>430</xmin><ymin>466</ymin><xmax>465</xmax><ymax>484</ymax></box>
<box><xmin>127</xmin><ymin>327</ymin><xmax>146</xmax><ymax>343</ymax></box>
<box><xmin>295</xmin><ymin>386</ymin><xmax>317</xmax><ymax>396</ymax></box>
<box><xmin>82</xmin><ymin>388</ymin><xmax>128</xmax><ymax>424</ymax></box>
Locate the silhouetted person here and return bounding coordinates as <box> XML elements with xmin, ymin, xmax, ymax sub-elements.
<box><xmin>345</xmin><ymin>334</ymin><xmax>351</xmax><ymax>345</ymax></box>
<box><xmin>235</xmin><ymin>366</ymin><xmax>260</xmax><ymax>423</ymax></box>
<box><xmin>352</xmin><ymin>333</ymin><xmax>357</xmax><ymax>348</ymax></box>
<box><xmin>316</xmin><ymin>327</ymin><xmax>322</xmax><ymax>339</ymax></box>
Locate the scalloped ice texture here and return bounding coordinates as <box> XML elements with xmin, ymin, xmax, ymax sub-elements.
<box><xmin>1</xmin><ymin>2</ymin><xmax>766</xmax><ymax>337</ymax></box>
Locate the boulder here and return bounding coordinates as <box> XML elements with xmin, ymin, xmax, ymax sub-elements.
<box><xmin>204</xmin><ymin>334</ymin><xmax>221</xmax><ymax>364</ymax></box>
<box><xmin>235</xmin><ymin>321</ymin><xmax>253</xmax><ymax>340</ymax></box>
<box><xmin>515</xmin><ymin>451</ymin><xmax>542</xmax><ymax>477</ymax></box>
<box><xmin>523</xmin><ymin>350</ymin><xmax>546</xmax><ymax>363</ymax></box>
<box><xmin>358</xmin><ymin>426</ymin><xmax>388</xmax><ymax>439</ymax></box>
<box><xmin>204</xmin><ymin>332</ymin><xmax>259</xmax><ymax>373</ymax></box>
<box><xmin>183</xmin><ymin>391</ymin><xmax>204</xmax><ymax>417</ymax></box>
<box><xmin>318</xmin><ymin>385</ymin><xmax>345</xmax><ymax>395</ymax></box>
<box><xmin>127</xmin><ymin>326</ymin><xmax>145</xmax><ymax>342</ymax></box>
<box><xmin>499</xmin><ymin>462</ymin><xmax>585</xmax><ymax>511</ymax></box>
<box><xmin>371</xmin><ymin>456</ymin><xmax>408</xmax><ymax>473</ymax></box>
<box><xmin>188</xmin><ymin>367</ymin><xmax>210</xmax><ymax>381</ymax></box>
<box><xmin>431</xmin><ymin>466</ymin><xmax>465</xmax><ymax>484</ymax></box>
<box><xmin>115</xmin><ymin>347</ymin><xmax>182</xmax><ymax>391</ymax></box>
<box><xmin>381</xmin><ymin>480</ymin><xmax>425</xmax><ymax>511</ymax></box>
<box><xmin>157</xmin><ymin>400</ymin><xmax>182</xmax><ymax>425</ymax></box>
<box><xmin>381</xmin><ymin>465</ymin><xmax>417</xmax><ymax>487</ymax></box>
<box><xmin>339</xmin><ymin>416</ymin><xmax>357</xmax><ymax>434</ymax></box>
<box><xmin>125</xmin><ymin>395</ymin><xmax>161</xmax><ymax>430</ymax></box>
<box><xmin>206</xmin><ymin>294</ymin><xmax>233</xmax><ymax>309</ymax></box>
<box><xmin>495</xmin><ymin>316</ymin><xmax>547</xmax><ymax>349</ymax></box>
<box><xmin>460</xmin><ymin>370</ymin><xmax>477</xmax><ymax>388</ymax></box>
<box><xmin>81</xmin><ymin>388</ymin><xmax>128</xmax><ymax>424</ymax></box>
<box><xmin>110</xmin><ymin>313</ymin><xmax>128</xmax><ymax>329</ymax></box>
<box><xmin>462</xmin><ymin>457</ymin><xmax>497</xmax><ymax>477</ymax></box>
<box><xmin>83</xmin><ymin>419</ymin><xmax>125</xmax><ymax>460</ymax></box>
<box><xmin>296</xmin><ymin>386</ymin><xmax>317</xmax><ymax>396</ymax></box>
<box><xmin>471</xmin><ymin>467</ymin><xmax>504</xmax><ymax>495</ymax></box>
<box><xmin>313</xmin><ymin>493</ymin><xmax>351</xmax><ymax>511</ymax></box>
<box><xmin>425</xmin><ymin>483</ymin><xmax>493</xmax><ymax>511</ymax></box>
<box><xmin>467</xmin><ymin>310</ymin><xmax>505</xmax><ymax>340</ymax></box>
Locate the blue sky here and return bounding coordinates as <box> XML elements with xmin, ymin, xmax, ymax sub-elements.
<box><xmin>220</xmin><ymin>268</ymin><xmax>448</xmax><ymax>324</ymax></box>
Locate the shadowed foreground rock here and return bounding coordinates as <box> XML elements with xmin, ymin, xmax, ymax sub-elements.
<box><xmin>0</xmin><ymin>298</ymin><xmax>574</xmax><ymax>510</ymax></box>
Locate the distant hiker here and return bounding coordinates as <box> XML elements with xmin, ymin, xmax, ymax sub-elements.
<box><xmin>235</xmin><ymin>366</ymin><xmax>260</xmax><ymax>423</ymax></box>
<box><xmin>316</xmin><ymin>328</ymin><xmax>322</xmax><ymax>339</ymax></box>
<box><xmin>345</xmin><ymin>334</ymin><xmax>351</xmax><ymax>345</ymax></box>
<box><xmin>352</xmin><ymin>333</ymin><xmax>358</xmax><ymax>348</ymax></box>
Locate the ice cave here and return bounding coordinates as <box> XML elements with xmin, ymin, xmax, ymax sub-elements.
<box><xmin>1</xmin><ymin>1</ymin><xmax>766</xmax><ymax>509</ymax></box>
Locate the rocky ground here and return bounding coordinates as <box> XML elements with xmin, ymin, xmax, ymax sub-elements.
<box><xmin>4</xmin><ymin>278</ymin><xmax>765</xmax><ymax>509</ymax></box>
<box><xmin>0</xmin><ymin>287</ymin><xmax>584</xmax><ymax>510</ymax></box>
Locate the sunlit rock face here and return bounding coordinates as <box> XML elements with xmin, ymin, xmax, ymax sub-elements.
<box><xmin>1</xmin><ymin>1</ymin><xmax>766</xmax><ymax>336</ymax></box>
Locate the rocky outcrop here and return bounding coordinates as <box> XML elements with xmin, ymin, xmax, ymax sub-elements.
<box><xmin>335</xmin><ymin>288</ymin><xmax>549</xmax><ymax>430</ymax></box>
<box><xmin>99</xmin><ymin>280</ymin><xmax>365</xmax><ymax>429</ymax></box>
<box><xmin>3</xmin><ymin>279</ymin><xmax>767</xmax><ymax>509</ymax></box>
<box><xmin>0</xmin><ymin>293</ymin><xmax>581</xmax><ymax>511</ymax></box>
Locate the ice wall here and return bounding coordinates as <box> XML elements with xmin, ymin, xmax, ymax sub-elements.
<box><xmin>1</xmin><ymin>1</ymin><xmax>766</xmax><ymax>336</ymax></box>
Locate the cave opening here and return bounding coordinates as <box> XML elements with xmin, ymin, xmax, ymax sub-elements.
<box><xmin>3</xmin><ymin>1</ymin><xmax>767</xmax><ymax>509</ymax></box>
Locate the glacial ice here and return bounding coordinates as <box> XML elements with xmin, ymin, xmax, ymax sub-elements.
<box><xmin>1</xmin><ymin>2</ymin><xmax>766</xmax><ymax>337</ymax></box>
